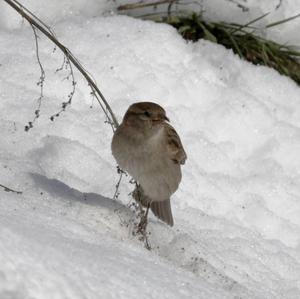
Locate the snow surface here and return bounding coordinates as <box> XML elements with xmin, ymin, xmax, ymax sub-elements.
<box><xmin>1</xmin><ymin>1</ymin><xmax>300</xmax><ymax>298</ymax></box>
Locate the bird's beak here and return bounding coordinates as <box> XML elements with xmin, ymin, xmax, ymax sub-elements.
<box><xmin>152</xmin><ymin>115</ymin><xmax>169</xmax><ymax>124</ymax></box>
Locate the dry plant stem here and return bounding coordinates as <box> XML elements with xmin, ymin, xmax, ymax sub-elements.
<box><xmin>50</xmin><ymin>55</ymin><xmax>77</xmax><ymax>121</ymax></box>
<box><xmin>112</xmin><ymin>166</ymin><xmax>126</xmax><ymax>200</ymax></box>
<box><xmin>134</xmin><ymin>184</ymin><xmax>151</xmax><ymax>250</ymax></box>
<box><xmin>55</xmin><ymin>55</ymin><xmax>66</xmax><ymax>73</ymax></box>
<box><xmin>118</xmin><ymin>0</ymin><xmax>248</xmax><ymax>12</ymax></box>
<box><xmin>276</xmin><ymin>0</ymin><xmax>282</xmax><ymax>10</ymax></box>
<box><xmin>137</xmin><ymin>203</ymin><xmax>150</xmax><ymax>232</ymax></box>
<box><xmin>24</xmin><ymin>24</ymin><xmax>45</xmax><ymax>131</ymax></box>
<box><xmin>0</xmin><ymin>183</ymin><xmax>22</xmax><ymax>194</ymax></box>
<box><xmin>31</xmin><ymin>25</ymin><xmax>45</xmax><ymax>108</ymax></box>
<box><xmin>118</xmin><ymin>0</ymin><xmax>174</xmax><ymax>11</ymax></box>
<box><xmin>3</xmin><ymin>0</ymin><xmax>119</xmax><ymax>131</ymax></box>
<box><xmin>226</xmin><ymin>0</ymin><xmax>249</xmax><ymax>12</ymax></box>
<box><xmin>137</xmin><ymin>204</ymin><xmax>151</xmax><ymax>250</ymax></box>
<box><xmin>167</xmin><ymin>0</ymin><xmax>176</xmax><ymax>17</ymax></box>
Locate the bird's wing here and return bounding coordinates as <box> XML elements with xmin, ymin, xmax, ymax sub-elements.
<box><xmin>164</xmin><ymin>122</ymin><xmax>187</xmax><ymax>165</ymax></box>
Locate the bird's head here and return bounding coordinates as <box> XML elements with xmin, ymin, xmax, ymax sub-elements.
<box><xmin>123</xmin><ymin>102</ymin><xmax>169</xmax><ymax>131</ymax></box>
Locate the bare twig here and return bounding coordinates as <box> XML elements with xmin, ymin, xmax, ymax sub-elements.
<box><xmin>112</xmin><ymin>166</ymin><xmax>127</xmax><ymax>200</ymax></box>
<box><xmin>167</xmin><ymin>0</ymin><xmax>176</xmax><ymax>18</ymax></box>
<box><xmin>25</xmin><ymin>24</ymin><xmax>45</xmax><ymax>131</ymax></box>
<box><xmin>50</xmin><ymin>55</ymin><xmax>77</xmax><ymax>121</ymax></box>
<box><xmin>0</xmin><ymin>183</ymin><xmax>22</xmax><ymax>194</ymax></box>
<box><xmin>118</xmin><ymin>0</ymin><xmax>249</xmax><ymax>13</ymax></box>
<box><xmin>229</xmin><ymin>12</ymin><xmax>270</xmax><ymax>35</ymax></box>
<box><xmin>133</xmin><ymin>206</ymin><xmax>151</xmax><ymax>250</ymax></box>
<box><xmin>118</xmin><ymin>0</ymin><xmax>174</xmax><ymax>11</ymax></box>
<box><xmin>3</xmin><ymin>0</ymin><xmax>119</xmax><ymax>131</ymax></box>
<box><xmin>266</xmin><ymin>13</ymin><xmax>300</xmax><ymax>28</ymax></box>
<box><xmin>225</xmin><ymin>0</ymin><xmax>249</xmax><ymax>12</ymax></box>
<box><xmin>131</xmin><ymin>183</ymin><xmax>151</xmax><ymax>250</ymax></box>
<box><xmin>55</xmin><ymin>55</ymin><xmax>67</xmax><ymax>73</ymax></box>
<box><xmin>276</xmin><ymin>0</ymin><xmax>282</xmax><ymax>10</ymax></box>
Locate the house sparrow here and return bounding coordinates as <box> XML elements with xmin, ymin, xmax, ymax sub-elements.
<box><xmin>111</xmin><ymin>102</ymin><xmax>186</xmax><ymax>226</ymax></box>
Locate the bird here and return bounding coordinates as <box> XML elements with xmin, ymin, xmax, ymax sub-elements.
<box><xmin>111</xmin><ymin>102</ymin><xmax>186</xmax><ymax>226</ymax></box>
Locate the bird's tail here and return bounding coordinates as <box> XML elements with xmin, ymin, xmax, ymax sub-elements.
<box><xmin>150</xmin><ymin>199</ymin><xmax>174</xmax><ymax>227</ymax></box>
<box><xmin>132</xmin><ymin>185</ymin><xmax>174</xmax><ymax>226</ymax></box>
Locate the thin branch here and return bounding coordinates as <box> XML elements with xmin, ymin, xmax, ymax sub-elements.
<box><xmin>276</xmin><ymin>0</ymin><xmax>282</xmax><ymax>10</ymax></box>
<box><xmin>13</xmin><ymin>0</ymin><xmax>57</xmax><ymax>36</ymax></box>
<box><xmin>25</xmin><ymin>24</ymin><xmax>45</xmax><ymax>131</ymax></box>
<box><xmin>167</xmin><ymin>0</ymin><xmax>176</xmax><ymax>18</ymax></box>
<box><xmin>229</xmin><ymin>12</ymin><xmax>270</xmax><ymax>35</ymax></box>
<box><xmin>55</xmin><ymin>55</ymin><xmax>67</xmax><ymax>73</ymax></box>
<box><xmin>225</xmin><ymin>0</ymin><xmax>249</xmax><ymax>12</ymax></box>
<box><xmin>50</xmin><ymin>54</ymin><xmax>77</xmax><ymax>121</ymax></box>
<box><xmin>118</xmin><ymin>0</ymin><xmax>174</xmax><ymax>11</ymax></box>
<box><xmin>266</xmin><ymin>13</ymin><xmax>300</xmax><ymax>28</ymax></box>
<box><xmin>0</xmin><ymin>183</ymin><xmax>22</xmax><ymax>194</ymax></box>
<box><xmin>3</xmin><ymin>0</ymin><xmax>119</xmax><ymax>131</ymax></box>
<box><xmin>112</xmin><ymin>166</ymin><xmax>127</xmax><ymax>200</ymax></box>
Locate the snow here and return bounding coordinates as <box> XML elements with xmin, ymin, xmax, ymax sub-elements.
<box><xmin>1</xmin><ymin>0</ymin><xmax>300</xmax><ymax>298</ymax></box>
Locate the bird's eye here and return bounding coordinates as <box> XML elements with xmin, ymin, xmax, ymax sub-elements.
<box><xmin>143</xmin><ymin>111</ymin><xmax>151</xmax><ymax>117</ymax></box>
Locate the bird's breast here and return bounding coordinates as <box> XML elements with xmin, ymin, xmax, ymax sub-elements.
<box><xmin>111</xmin><ymin>126</ymin><xmax>181</xmax><ymax>199</ymax></box>
<box><xmin>112</xmin><ymin>127</ymin><xmax>163</xmax><ymax>175</ymax></box>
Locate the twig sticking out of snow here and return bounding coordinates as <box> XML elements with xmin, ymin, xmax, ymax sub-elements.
<box><xmin>129</xmin><ymin>200</ymin><xmax>152</xmax><ymax>250</ymax></box>
<box><xmin>0</xmin><ymin>183</ymin><xmax>22</xmax><ymax>194</ymax></box>
<box><xmin>3</xmin><ymin>0</ymin><xmax>119</xmax><ymax>132</ymax></box>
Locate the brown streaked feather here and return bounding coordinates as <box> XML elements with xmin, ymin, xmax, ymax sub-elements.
<box><xmin>164</xmin><ymin>122</ymin><xmax>187</xmax><ymax>165</ymax></box>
